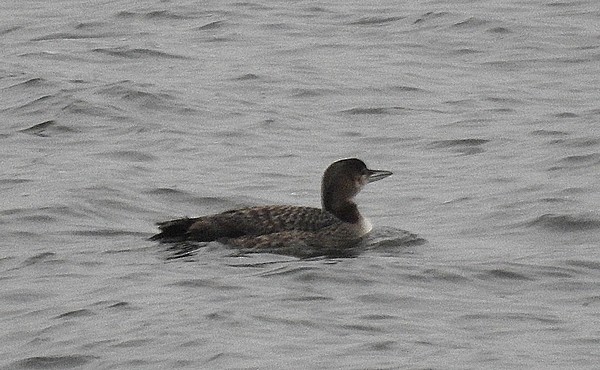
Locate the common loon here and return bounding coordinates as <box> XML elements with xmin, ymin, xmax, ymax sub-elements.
<box><xmin>150</xmin><ymin>158</ymin><xmax>392</xmax><ymax>254</ymax></box>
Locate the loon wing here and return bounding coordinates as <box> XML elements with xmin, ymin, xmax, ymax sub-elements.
<box><xmin>222</xmin><ymin>222</ymin><xmax>366</xmax><ymax>257</ymax></box>
<box><xmin>150</xmin><ymin>205</ymin><xmax>339</xmax><ymax>242</ymax></box>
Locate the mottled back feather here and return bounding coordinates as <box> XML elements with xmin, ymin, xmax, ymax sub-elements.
<box><xmin>151</xmin><ymin>205</ymin><xmax>340</xmax><ymax>243</ymax></box>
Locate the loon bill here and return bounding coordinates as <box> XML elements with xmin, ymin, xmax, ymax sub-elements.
<box><xmin>150</xmin><ymin>158</ymin><xmax>392</xmax><ymax>251</ymax></box>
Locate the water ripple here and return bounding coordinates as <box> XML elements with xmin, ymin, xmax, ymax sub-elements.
<box><xmin>348</xmin><ymin>16</ymin><xmax>405</xmax><ymax>26</ymax></box>
<box><xmin>429</xmin><ymin>138</ymin><xmax>489</xmax><ymax>155</ymax></box>
<box><xmin>55</xmin><ymin>309</ymin><xmax>96</xmax><ymax>319</ymax></box>
<box><xmin>115</xmin><ymin>10</ymin><xmax>194</xmax><ymax>20</ymax></box>
<box><xmin>527</xmin><ymin>213</ymin><xmax>600</xmax><ymax>232</ymax></box>
<box><xmin>93</xmin><ymin>47</ymin><xmax>189</xmax><ymax>60</ymax></box>
<box><xmin>340</xmin><ymin>107</ymin><xmax>407</xmax><ymax>115</ymax></box>
<box><xmin>196</xmin><ymin>20</ymin><xmax>227</xmax><ymax>31</ymax></box>
<box><xmin>10</xmin><ymin>355</ymin><xmax>98</xmax><ymax>369</ymax></box>
<box><xmin>18</xmin><ymin>120</ymin><xmax>76</xmax><ymax>137</ymax></box>
<box><xmin>31</xmin><ymin>32</ymin><xmax>121</xmax><ymax>41</ymax></box>
<box><xmin>478</xmin><ymin>268</ymin><xmax>534</xmax><ymax>281</ymax></box>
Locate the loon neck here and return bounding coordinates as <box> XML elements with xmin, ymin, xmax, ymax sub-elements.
<box><xmin>323</xmin><ymin>198</ymin><xmax>361</xmax><ymax>224</ymax></box>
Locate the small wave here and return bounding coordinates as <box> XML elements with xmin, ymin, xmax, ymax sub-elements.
<box><xmin>413</xmin><ymin>11</ymin><xmax>449</xmax><ymax>25</ymax></box>
<box><xmin>70</xmin><ymin>229</ymin><xmax>149</xmax><ymax>237</ymax></box>
<box><xmin>406</xmin><ymin>268</ymin><xmax>469</xmax><ymax>283</ymax></box>
<box><xmin>557</xmin><ymin>187</ymin><xmax>588</xmax><ymax>195</ymax></box>
<box><xmin>55</xmin><ymin>309</ymin><xmax>96</xmax><ymax>319</ymax></box>
<box><xmin>0</xmin><ymin>25</ymin><xmax>21</xmax><ymax>35</ymax></box>
<box><xmin>162</xmin><ymin>241</ymin><xmax>209</xmax><ymax>260</ymax></box>
<box><xmin>548</xmin><ymin>153</ymin><xmax>600</xmax><ymax>170</ymax></box>
<box><xmin>458</xmin><ymin>312</ymin><xmax>562</xmax><ymax>324</ymax></box>
<box><xmin>478</xmin><ymin>268</ymin><xmax>534</xmax><ymax>281</ymax></box>
<box><xmin>282</xmin><ymin>295</ymin><xmax>333</xmax><ymax>302</ymax></box>
<box><xmin>93</xmin><ymin>47</ymin><xmax>189</xmax><ymax>60</ymax></box>
<box><xmin>112</xmin><ymin>339</ymin><xmax>153</xmax><ymax>348</ymax></box>
<box><xmin>243</xmin><ymin>265</ymin><xmax>311</xmax><ymax>276</ymax></box>
<box><xmin>115</xmin><ymin>10</ymin><xmax>192</xmax><ymax>20</ymax></box>
<box><xmin>0</xmin><ymin>178</ymin><xmax>33</xmax><ymax>186</ymax></box>
<box><xmin>527</xmin><ymin>213</ymin><xmax>600</xmax><ymax>232</ymax></box>
<box><xmin>430</xmin><ymin>138</ymin><xmax>489</xmax><ymax>155</ymax></box>
<box><xmin>452</xmin><ymin>17</ymin><xmax>489</xmax><ymax>29</ymax></box>
<box><xmin>452</xmin><ymin>48</ymin><xmax>482</xmax><ymax>55</ymax></box>
<box><xmin>341</xmin><ymin>107</ymin><xmax>407</xmax><ymax>115</ymax></box>
<box><xmin>547</xmin><ymin>1</ymin><xmax>575</xmax><ymax>6</ymax></box>
<box><xmin>566</xmin><ymin>260</ymin><xmax>600</xmax><ymax>270</ymax></box>
<box><xmin>349</xmin><ymin>16</ymin><xmax>404</xmax><ymax>26</ymax></box>
<box><xmin>560</xmin><ymin>153</ymin><xmax>600</xmax><ymax>164</ymax></box>
<box><xmin>539</xmin><ymin>197</ymin><xmax>570</xmax><ymax>204</ymax></box>
<box><xmin>555</xmin><ymin>112</ymin><xmax>579</xmax><ymax>118</ymax></box>
<box><xmin>22</xmin><ymin>252</ymin><xmax>58</xmax><ymax>266</ymax></box>
<box><xmin>2</xmin><ymin>95</ymin><xmax>54</xmax><ymax>115</ymax></box>
<box><xmin>551</xmin><ymin>138</ymin><xmax>600</xmax><ymax>148</ymax></box>
<box><xmin>251</xmin><ymin>314</ymin><xmax>320</xmax><ymax>330</ymax></box>
<box><xmin>530</xmin><ymin>129</ymin><xmax>569</xmax><ymax>136</ymax></box>
<box><xmin>96</xmin><ymin>82</ymin><xmax>181</xmax><ymax>111</ymax></box>
<box><xmin>143</xmin><ymin>187</ymin><xmax>190</xmax><ymax>196</ymax></box>
<box><xmin>18</xmin><ymin>120</ymin><xmax>76</xmax><ymax>137</ymax></box>
<box><xmin>388</xmin><ymin>85</ymin><xmax>426</xmax><ymax>93</ymax></box>
<box><xmin>481</xmin><ymin>60</ymin><xmax>523</xmax><ymax>70</ymax></box>
<box><xmin>75</xmin><ymin>21</ymin><xmax>106</xmax><ymax>30</ymax></box>
<box><xmin>202</xmin><ymin>36</ymin><xmax>236</xmax><ymax>43</ymax></box>
<box><xmin>367</xmin><ymin>227</ymin><xmax>426</xmax><ymax>250</ymax></box>
<box><xmin>232</xmin><ymin>2</ymin><xmax>273</xmax><ymax>10</ymax></box>
<box><xmin>10</xmin><ymin>355</ymin><xmax>98</xmax><ymax>369</ymax></box>
<box><xmin>95</xmin><ymin>150</ymin><xmax>157</xmax><ymax>162</ymax></box>
<box><xmin>16</xmin><ymin>214</ymin><xmax>56</xmax><ymax>223</ymax></box>
<box><xmin>304</xmin><ymin>6</ymin><xmax>331</xmax><ymax>13</ymax></box>
<box><xmin>144</xmin><ymin>10</ymin><xmax>192</xmax><ymax>20</ymax></box>
<box><xmin>340</xmin><ymin>323</ymin><xmax>385</xmax><ymax>333</ymax></box>
<box><xmin>232</xmin><ymin>73</ymin><xmax>260</xmax><ymax>81</ymax></box>
<box><xmin>196</xmin><ymin>20</ymin><xmax>226</xmax><ymax>31</ymax></box>
<box><xmin>431</xmin><ymin>138</ymin><xmax>489</xmax><ymax>147</ymax></box>
<box><xmin>487</xmin><ymin>26</ymin><xmax>511</xmax><ymax>34</ymax></box>
<box><xmin>107</xmin><ymin>301</ymin><xmax>131</xmax><ymax>309</ymax></box>
<box><xmin>231</xmin><ymin>242</ymin><xmax>364</xmax><ymax>259</ymax></box>
<box><xmin>2</xmin><ymin>77</ymin><xmax>54</xmax><ymax>90</ymax></box>
<box><xmin>170</xmin><ymin>278</ymin><xmax>243</xmax><ymax>290</ymax></box>
<box><xmin>485</xmin><ymin>96</ymin><xmax>523</xmax><ymax>104</ymax></box>
<box><xmin>62</xmin><ymin>99</ymin><xmax>123</xmax><ymax>118</ymax></box>
<box><xmin>290</xmin><ymin>88</ymin><xmax>334</xmax><ymax>98</ymax></box>
<box><xmin>1</xmin><ymin>206</ymin><xmax>74</xmax><ymax>218</ymax></box>
<box><xmin>31</xmin><ymin>32</ymin><xmax>119</xmax><ymax>41</ymax></box>
<box><xmin>18</xmin><ymin>51</ymin><xmax>88</xmax><ymax>62</ymax></box>
<box><xmin>260</xmin><ymin>22</ymin><xmax>293</xmax><ymax>31</ymax></box>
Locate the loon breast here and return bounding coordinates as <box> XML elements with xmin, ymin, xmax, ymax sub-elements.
<box><xmin>359</xmin><ymin>215</ymin><xmax>373</xmax><ymax>235</ymax></box>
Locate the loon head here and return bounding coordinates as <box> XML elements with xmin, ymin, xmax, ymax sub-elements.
<box><xmin>321</xmin><ymin>158</ymin><xmax>392</xmax><ymax>223</ymax></box>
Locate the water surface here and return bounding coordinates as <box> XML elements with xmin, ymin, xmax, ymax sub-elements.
<box><xmin>1</xmin><ymin>0</ymin><xmax>600</xmax><ymax>368</ymax></box>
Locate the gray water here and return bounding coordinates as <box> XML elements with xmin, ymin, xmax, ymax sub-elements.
<box><xmin>2</xmin><ymin>0</ymin><xmax>600</xmax><ymax>368</ymax></box>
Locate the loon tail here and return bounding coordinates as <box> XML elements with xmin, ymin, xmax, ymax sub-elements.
<box><xmin>150</xmin><ymin>214</ymin><xmax>248</xmax><ymax>242</ymax></box>
<box><xmin>150</xmin><ymin>217</ymin><xmax>197</xmax><ymax>242</ymax></box>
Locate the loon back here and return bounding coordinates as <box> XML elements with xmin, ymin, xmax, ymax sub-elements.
<box><xmin>150</xmin><ymin>205</ymin><xmax>340</xmax><ymax>243</ymax></box>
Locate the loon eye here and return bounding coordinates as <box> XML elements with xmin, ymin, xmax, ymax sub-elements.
<box><xmin>356</xmin><ymin>174</ymin><xmax>368</xmax><ymax>186</ymax></box>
